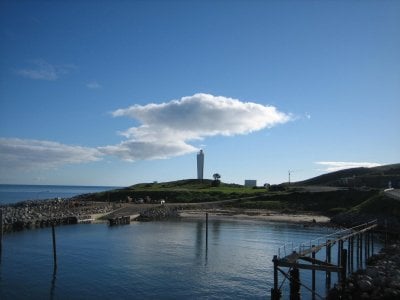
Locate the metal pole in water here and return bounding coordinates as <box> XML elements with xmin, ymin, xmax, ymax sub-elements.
<box><xmin>326</xmin><ymin>240</ymin><xmax>331</xmax><ymax>291</ymax></box>
<box><xmin>359</xmin><ymin>233</ymin><xmax>363</xmax><ymax>268</ymax></box>
<box><xmin>364</xmin><ymin>233</ymin><xmax>368</xmax><ymax>262</ymax></box>
<box><xmin>52</xmin><ymin>223</ymin><xmax>57</xmax><ymax>271</ymax></box>
<box><xmin>205</xmin><ymin>212</ymin><xmax>208</xmax><ymax>249</ymax></box>
<box><xmin>341</xmin><ymin>249</ymin><xmax>348</xmax><ymax>287</ymax></box>
<box><xmin>371</xmin><ymin>230</ymin><xmax>374</xmax><ymax>256</ymax></box>
<box><xmin>0</xmin><ymin>209</ymin><xmax>3</xmax><ymax>258</ymax></box>
<box><xmin>347</xmin><ymin>239</ymin><xmax>351</xmax><ymax>274</ymax></box>
<box><xmin>312</xmin><ymin>245</ymin><xmax>316</xmax><ymax>300</ymax></box>
<box><xmin>289</xmin><ymin>267</ymin><xmax>300</xmax><ymax>300</ymax></box>
<box><xmin>338</xmin><ymin>240</ymin><xmax>343</xmax><ymax>282</ymax></box>
<box><xmin>271</xmin><ymin>255</ymin><xmax>281</xmax><ymax>300</ymax></box>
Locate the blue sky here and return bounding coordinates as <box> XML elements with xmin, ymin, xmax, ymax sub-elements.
<box><xmin>0</xmin><ymin>0</ymin><xmax>399</xmax><ymax>186</ymax></box>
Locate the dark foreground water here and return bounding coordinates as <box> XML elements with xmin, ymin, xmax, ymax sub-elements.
<box><xmin>0</xmin><ymin>185</ymin><xmax>121</xmax><ymax>204</ymax></box>
<box><xmin>0</xmin><ymin>219</ymin><xmax>355</xmax><ymax>299</ymax></box>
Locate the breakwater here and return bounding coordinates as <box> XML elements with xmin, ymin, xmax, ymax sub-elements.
<box><xmin>329</xmin><ymin>243</ymin><xmax>400</xmax><ymax>299</ymax></box>
<box><xmin>0</xmin><ymin>198</ymin><xmax>112</xmax><ymax>232</ymax></box>
<box><xmin>136</xmin><ymin>205</ymin><xmax>180</xmax><ymax>221</ymax></box>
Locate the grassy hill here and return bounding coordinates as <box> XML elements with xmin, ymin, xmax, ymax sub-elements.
<box><xmin>294</xmin><ymin>163</ymin><xmax>400</xmax><ymax>188</ymax></box>
<box><xmin>78</xmin><ymin>179</ymin><xmax>268</xmax><ymax>203</ymax></box>
<box><xmin>75</xmin><ymin>164</ymin><xmax>400</xmax><ymax>227</ymax></box>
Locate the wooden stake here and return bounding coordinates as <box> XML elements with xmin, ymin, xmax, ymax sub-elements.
<box><xmin>326</xmin><ymin>240</ymin><xmax>331</xmax><ymax>291</ymax></box>
<box><xmin>341</xmin><ymin>249</ymin><xmax>348</xmax><ymax>286</ymax></box>
<box><xmin>205</xmin><ymin>212</ymin><xmax>208</xmax><ymax>249</ymax></box>
<box><xmin>271</xmin><ymin>255</ymin><xmax>281</xmax><ymax>300</ymax></box>
<box><xmin>311</xmin><ymin>245</ymin><xmax>316</xmax><ymax>300</ymax></box>
<box><xmin>0</xmin><ymin>209</ymin><xmax>3</xmax><ymax>258</ymax></box>
<box><xmin>52</xmin><ymin>223</ymin><xmax>57</xmax><ymax>271</ymax></box>
<box><xmin>289</xmin><ymin>267</ymin><xmax>300</xmax><ymax>300</ymax></box>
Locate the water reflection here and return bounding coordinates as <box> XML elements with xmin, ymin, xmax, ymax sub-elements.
<box><xmin>212</xmin><ymin>220</ymin><xmax>221</xmax><ymax>240</ymax></box>
<box><xmin>195</xmin><ymin>220</ymin><xmax>203</xmax><ymax>259</ymax></box>
<box><xmin>50</xmin><ymin>269</ymin><xmax>57</xmax><ymax>300</ymax></box>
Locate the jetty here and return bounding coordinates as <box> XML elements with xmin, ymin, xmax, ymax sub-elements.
<box><xmin>271</xmin><ymin>220</ymin><xmax>378</xmax><ymax>299</ymax></box>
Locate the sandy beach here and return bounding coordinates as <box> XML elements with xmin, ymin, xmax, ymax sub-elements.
<box><xmin>179</xmin><ymin>208</ymin><xmax>331</xmax><ymax>223</ymax></box>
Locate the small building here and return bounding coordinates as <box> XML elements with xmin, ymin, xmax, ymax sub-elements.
<box><xmin>244</xmin><ymin>180</ymin><xmax>257</xmax><ymax>187</ymax></box>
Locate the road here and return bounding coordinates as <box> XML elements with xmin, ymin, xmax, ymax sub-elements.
<box><xmin>384</xmin><ymin>189</ymin><xmax>400</xmax><ymax>201</ymax></box>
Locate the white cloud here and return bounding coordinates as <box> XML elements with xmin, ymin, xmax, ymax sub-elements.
<box><xmin>0</xmin><ymin>94</ymin><xmax>291</xmax><ymax>170</ymax></box>
<box><xmin>0</xmin><ymin>138</ymin><xmax>103</xmax><ymax>170</ymax></box>
<box><xmin>86</xmin><ymin>81</ymin><xmax>101</xmax><ymax>89</ymax></box>
<box><xmin>99</xmin><ymin>140</ymin><xmax>197</xmax><ymax>161</ymax></box>
<box><xmin>16</xmin><ymin>59</ymin><xmax>76</xmax><ymax>81</ymax></box>
<box><xmin>315</xmin><ymin>161</ymin><xmax>382</xmax><ymax>172</ymax></box>
<box><xmin>105</xmin><ymin>93</ymin><xmax>291</xmax><ymax>161</ymax></box>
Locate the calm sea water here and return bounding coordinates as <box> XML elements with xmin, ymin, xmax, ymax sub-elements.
<box><xmin>0</xmin><ymin>219</ymin><xmax>357</xmax><ymax>299</ymax></box>
<box><xmin>0</xmin><ymin>185</ymin><xmax>122</xmax><ymax>205</ymax></box>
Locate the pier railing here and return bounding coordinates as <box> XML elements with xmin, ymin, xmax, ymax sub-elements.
<box><xmin>271</xmin><ymin>219</ymin><xmax>378</xmax><ymax>299</ymax></box>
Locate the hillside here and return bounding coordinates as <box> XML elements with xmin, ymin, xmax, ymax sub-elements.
<box><xmin>73</xmin><ymin>165</ymin><xmax>400</xmax><ymax>228</ymax></box>
<box><xmin>76</xmin><ymin>179</ymin><xmax>267</xmax><ymax>203</ymax></box>
<box><xmin>294</xmin><ymin>163</ymin><xmax>400</xmax><ymax>188</ymax></box>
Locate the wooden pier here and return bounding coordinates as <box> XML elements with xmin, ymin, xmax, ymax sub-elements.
<box><xmin>271</xmin><ymin>219</ymin><xmax>378</xmax><ymax>299</ymax></box>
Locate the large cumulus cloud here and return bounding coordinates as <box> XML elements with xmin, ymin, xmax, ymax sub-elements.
<box><xmin>0</xmin><ymin>94</ymin><xmax>291</xmax><ymax>170</ymax></box>
<box><xmin>104</xmin><ymin>93</ymin><xmax>291</xmax><ymax>160</ymax></box>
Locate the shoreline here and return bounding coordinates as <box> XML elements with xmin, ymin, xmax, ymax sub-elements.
<box><xmin>1</xmin><ymin>198</ymin><xmax>333</xmax><ymax>232</ymax></box>
<box><xmin>179</xmin><ymin>208</ymin><xmax>331</xmax><ymax>224</ymax></box>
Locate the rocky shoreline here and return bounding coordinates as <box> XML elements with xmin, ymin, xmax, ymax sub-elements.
<box><xmin>136</xmin><ymin>205</ymin><xmax>180</xmax><ymax>221</ymax></box>
<box><xmin>328</xmin><ymin>243</ymin><xmax>400</xmax><ymax>299</ymax></box>
<box><xmin>0</xmin><ymin>198</ymin><xmax>112</xmax><ymax>232</ymax></box>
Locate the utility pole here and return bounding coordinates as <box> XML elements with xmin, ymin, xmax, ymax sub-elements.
<box><xmin>288</xmin><ymin>170</ymin><xmax>291</xmax><ymax>185</ymax></box>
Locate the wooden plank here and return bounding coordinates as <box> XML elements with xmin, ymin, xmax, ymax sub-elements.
<box><xmin>277</xmin><ymin>261</ymin><xmax>341</xmax><ymax>272</ymax></box>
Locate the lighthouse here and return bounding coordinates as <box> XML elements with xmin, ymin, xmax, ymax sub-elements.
<box><xmin>197</xmin><ymin>150</ymin><xmax>204</xmax><ymax>180</ymax></box>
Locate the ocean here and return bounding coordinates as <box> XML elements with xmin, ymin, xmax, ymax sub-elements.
<box><xmin>0</xmin><ymin>184</ymin><xmax>122</xmax><ymax>205</ymax></box>
<box><xmin>0</xmin><ymin>219</ymin><xmax>352</xmax><ymax>299</ymax></box>
<box><xmin>0</xmin><ymin>186</ymin><xmax>383</xmax><ymax>299</ymax></box>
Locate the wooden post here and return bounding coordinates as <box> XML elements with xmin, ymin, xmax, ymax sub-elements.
<box><xmin>350</xmin><ymin>237</ymin><xmax>354</xmax><ymax>273</ymax></box>
<box><xmin>338</xmin><ymin>240</ymin><xmax>343</xmax><ymax>282</ymax></box>
<box><xmin>205</xmin><ymin>212</ymin><xmax>208</xmax><ymax>249</ymax></box>
<box><xmin>371</xmin><ymin>231</ymin><xmax>374</xmax><ymax>256</ymax></box>
<box><xmin>51</xmin><ymin>223</ymin><xmax>57</xmax><ymax>271</ymax></box>
<box><xmin>289</xmin><ymin>267</ymin><xmax>300</xmax><ymax>300</ymax></box>
<box><xmin>341</xmin><ymin>249</ymin><xmax>348</xmax><ymax>286</ymax></box>
<box><xmin>312</xmin><ymin>245</ymin><xmax>316</xmax><ymax>300</ymax></box>
<box><xmin>359</xmin><ymin>233</ymin><xmax>363</xmax><ymax>268</ymax></box>
<box><xmin>326</xmin><ymin>240</ymin><xmax>331</xmax><ymax>291</ymax></box>
<box><xmin>271</xmin><ymin>255</ymin><xmax>281</xmax><ymax>300</ymax></box>
<box><xmin>356</xmin><ymin>234</ymin><xmax>360</xmax><ymax>269</ymax></box>
<box><xmin>0</xmin><ymin>209</ymin><xmax>3</xmax><ymax>258</ymax></box>
<box><xmin>347</xmin><ymin>239</ymin><xmax>351</xmax><ymax>273</ymax></box>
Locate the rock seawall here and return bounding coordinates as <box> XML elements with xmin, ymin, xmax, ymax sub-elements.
<box><xmin>328</xmin><ymin>243</ymin><xmax>400</xmax><ymax>299</ymax></box>
<box><xmin>1</xmin><ymin>199</ymin><xmax>112</xmax><ymax>232</ymax></box>
<box><xmin>135</xmin><ymin>205</ymin><xmax>179</xmax><ymax>221</ymax></box>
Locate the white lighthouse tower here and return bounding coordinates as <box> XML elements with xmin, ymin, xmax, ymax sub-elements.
<box><xmin>197</xmin><ymin>150</ymin><xmax>204</xmax><ymax>180</ymax></box>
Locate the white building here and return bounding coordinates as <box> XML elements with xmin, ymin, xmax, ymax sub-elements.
<box><xmin>244</xmin><ymin>180</ymin><xmax>257</xmax><ymax>187</ymax></box>
<box><xmin>197</xmin><ymin>150</ymin><xmax>204</xmax><ymax>180</ymax></box>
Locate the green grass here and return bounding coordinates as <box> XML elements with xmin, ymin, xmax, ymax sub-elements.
<box><xmin>79</xmin><ymin>179</ymin><xmax>268</xmax><ymax>203</ymax></box>
<box><xmin>228</xmin><ymin>190</ymin><xmax>378</xmax><ymax>215</ymax></box>
<box><xmin>351</xmin><ymin>193</ymin><xmax>400</xmax><ymax>217</ymax></box>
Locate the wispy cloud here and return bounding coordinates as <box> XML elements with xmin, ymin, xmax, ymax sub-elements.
<box><xmin>16</xmin><ymin>59</ymin><xmax>76</xmax><ymax>81</ymax></box>
<box><xmin>86</xmin><ymin>81</ymin><xmax>101</xmax><ymax>89</ymax></box>
<box><xmin>0</xmin><ymin>138</ymin><xmax>103</xmax><ymax>170</ymax></box>
<box><xmin>103</xmin><ymin>93</ymin><xmax>291</xmax><ymax>161</ymax></box>
<box><xmin>315</xmin><ymin>161</ymin><xmax>382</xmax><ymax>172</ymax></box>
